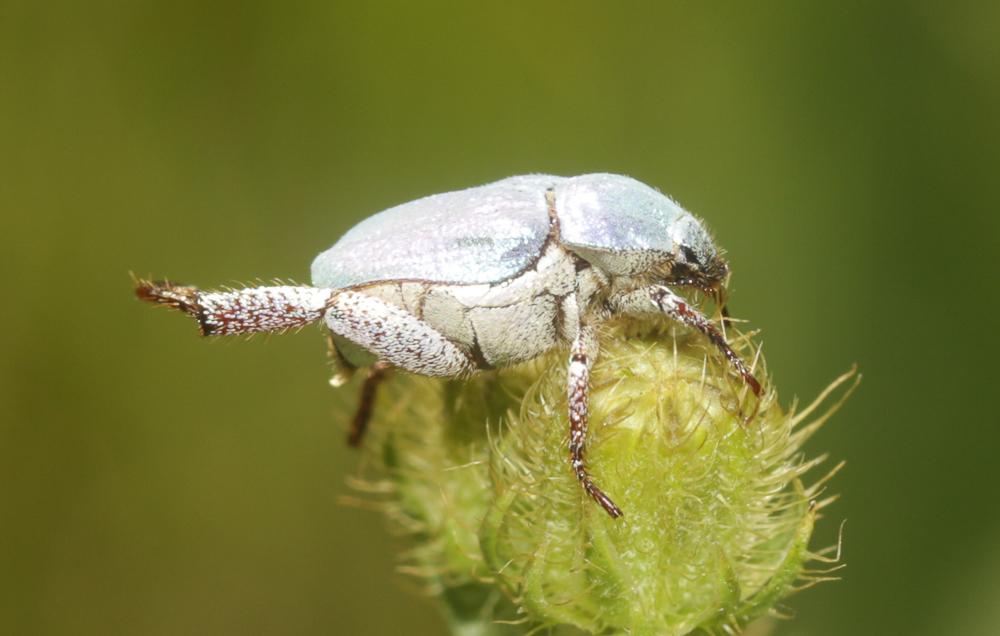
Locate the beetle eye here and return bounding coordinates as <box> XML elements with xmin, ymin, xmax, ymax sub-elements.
<box><xmin>679</xmin><ymin>245</ymin><xmax>701</xmax><ymax>269</ymax></box>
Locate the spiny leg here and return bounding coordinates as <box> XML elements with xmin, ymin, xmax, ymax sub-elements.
<box><xmin>135</xmin><ymin>279</ymin><xmax>331</xmax><ymax>336</ymax></box>
<box><xmin>567</xmin><ymin>324</ymin><xmax>623</xmax><ymax>519</ymax></box>
<box><xmin>607</xmin><ymin>285</ymin><xmax>761</xmax><ymax>396</ymax></box>
<box><xmin>650</xmin><ymin>286</ymin><xmax>761</xmax><ymax>396</ymax></box>
<box><xmin>347</xmin><ymin>361</ymin><xmax>391</xmax><ymax>447</ymax></box>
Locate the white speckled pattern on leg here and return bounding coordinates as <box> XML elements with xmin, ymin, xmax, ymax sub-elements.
<box><xmin>325</xmin><ymin>290</ymin><xmax>475</xmax><ymax>377</ymax></box>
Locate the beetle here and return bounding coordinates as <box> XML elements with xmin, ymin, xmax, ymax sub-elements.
<box><xmin>136</xmin><ymin>173</ymin><xmax>760</xmax><ymax>518</ymax></box>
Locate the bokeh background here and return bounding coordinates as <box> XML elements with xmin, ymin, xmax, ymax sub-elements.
<box><xmin>2</xmin><ymin>2</ymin><xmax>998</xmax><ymax>634</ymax></box>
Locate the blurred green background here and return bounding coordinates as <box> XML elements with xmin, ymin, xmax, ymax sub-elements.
<box><xmin>2</xmin><ymin>1</ymin><xmax>998</xmax><ymax>634</ymax></box>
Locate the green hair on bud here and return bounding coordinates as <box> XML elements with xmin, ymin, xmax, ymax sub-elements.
<box><xmin>348</xmin><ymin>320</ymin><xmax>858</xmax><ymax>636</ymax></box>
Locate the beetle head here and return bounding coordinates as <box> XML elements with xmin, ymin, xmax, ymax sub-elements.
<box><xmin>661</xmin><ymin>238</ymin><xmax>730</xmax><ymax>299</ymax></box>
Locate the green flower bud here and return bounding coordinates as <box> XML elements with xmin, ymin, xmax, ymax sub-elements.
<box><xmin>351</xmin><ymin>322</ymin><xmax>857</xmax><ymax>636</ymax></box>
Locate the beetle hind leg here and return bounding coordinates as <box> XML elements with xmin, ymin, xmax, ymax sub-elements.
<box><xmin>324</xmin><ymin>290</ymin><xmax>476</xmax><ymax>377</ymax></box>
<box><xmin>135</xmin><ymin>279</ymin><xmax>330</xmax><ymax>336</ymax></box>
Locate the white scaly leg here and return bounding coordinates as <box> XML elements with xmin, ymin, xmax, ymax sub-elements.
<box><xmin>324</xmin><ymin>290</ymin><xmax>476</xmax><ymax>377</ymax></box>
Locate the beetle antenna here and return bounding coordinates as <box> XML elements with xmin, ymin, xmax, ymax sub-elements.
<box><xmin>135</xmin><ymin>278</ymin><xmax>331</xmax><ymax>336</ymax></box>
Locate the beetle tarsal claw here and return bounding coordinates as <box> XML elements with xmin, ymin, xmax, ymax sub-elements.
<box><xmin>134</xmin><ymin>280</ymin><xmax>202</xmax><ymax>316</ymax></box>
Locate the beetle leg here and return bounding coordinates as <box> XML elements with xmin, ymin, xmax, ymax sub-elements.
<box><xmin>347</xmin><ymin>361</ymin><xmax>391</xmax><ymax>447</ymax></box>
<box><xmin>568</xmin><ymin>324</ymin><xmax>623</xmax><ymax>519</ymax></box>
<box><xmin>610</xmin><ymin>286</ymin><xmax>761</xmax><ymax>396</ymax></box>
<box><xmin>650</xmin><ymin>286</ymin><xmax>761</xmax><ymax>395</ymax></box>
<box><xmin>135</xmin><ymin>279</ymin><xmax>331</xmax><ymax>336</ymax></box>
<box><xmin>325</xmin><ymin>290</ymin><xmax>476</xmax><ymax>377</ymax></box>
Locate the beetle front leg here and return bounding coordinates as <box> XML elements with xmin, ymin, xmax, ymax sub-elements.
<box><xmin>568</xmin><ymin>324</ymin><xmax>624</xmax><ymax>519</ymax></box>
<box><xmin>611</xmin><ymin>286</ymin><xmax>761</xmax><ymax>396</ymax></box>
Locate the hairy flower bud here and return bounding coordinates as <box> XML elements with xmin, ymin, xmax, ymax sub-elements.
<box><xmin>350</xmin><ymin>321</ymin><xmax>856</xmax><ymax>635</ymax></box>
